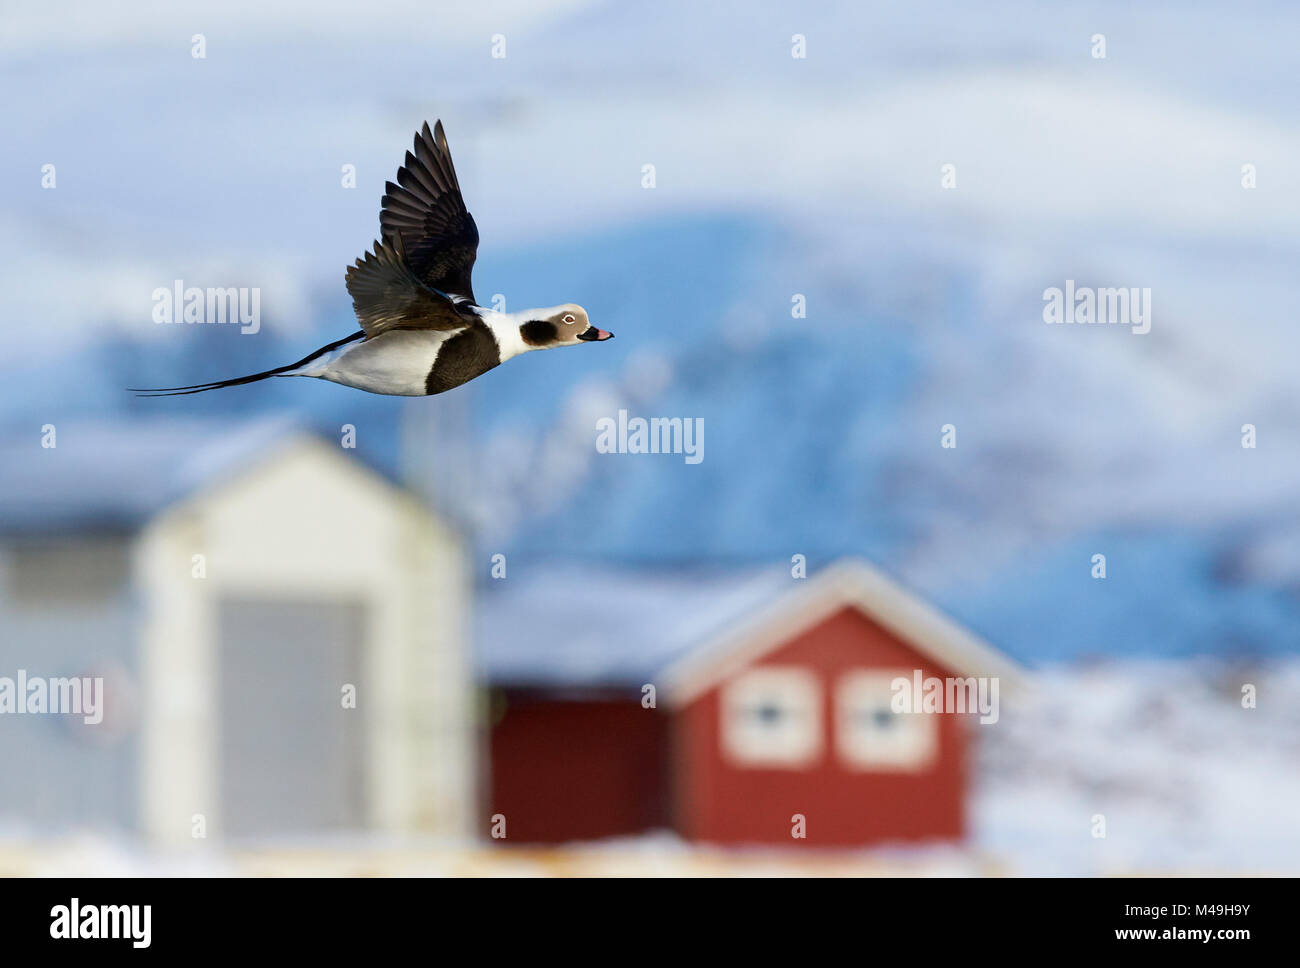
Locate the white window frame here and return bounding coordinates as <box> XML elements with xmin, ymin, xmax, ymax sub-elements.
<box><xmin>834</xmin><ymin>669</ymin><xmax>938</xmax><ymax>772</ymax></box>
<box><xmin>720</xmin><ymin>666</ymin><xmax>822</xmax><ymax>769</ymax></box>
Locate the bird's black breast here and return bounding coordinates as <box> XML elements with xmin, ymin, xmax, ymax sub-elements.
<box><xmin>425</xmin><ymin>321</ymin><xmax>501</xmax><ymax>395</ymax></box>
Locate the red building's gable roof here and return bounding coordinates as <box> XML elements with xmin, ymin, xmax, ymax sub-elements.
<box><xmin>663</xmin><ymin>559</ymin><xmax>1026</xmax><ymax>706</ymax></box>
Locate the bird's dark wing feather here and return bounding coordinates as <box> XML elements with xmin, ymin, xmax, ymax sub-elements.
<box><xmin>379</xmin><ymin>120</ymin><xmax>479</xmax><ymax>303</ymax></box>
<box><xmin>345</xmin><ymin>236</ymin><xmax>476</xmax><ymax>338</ymax></box>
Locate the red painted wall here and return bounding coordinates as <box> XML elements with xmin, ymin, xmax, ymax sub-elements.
<box><xmin>489</xmin><ymin>690</ymin><xmax>667</xmax><ymax>843</ymax></box>
<box><xmin>672</xmin><ymin>606</ymin><xmax>969</xmax><ymax>846</ymax></box>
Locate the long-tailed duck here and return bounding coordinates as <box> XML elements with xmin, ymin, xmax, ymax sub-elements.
<box><xmin>133</xmin><ymin>120</ymin><xmax>612</xmax><ymax>397</ymax></box>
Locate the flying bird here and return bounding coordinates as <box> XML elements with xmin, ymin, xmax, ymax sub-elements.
<box><xmin>133</xmin><ymin>120</ymin><xmax>613</xmax><ymax>397</ymax></box>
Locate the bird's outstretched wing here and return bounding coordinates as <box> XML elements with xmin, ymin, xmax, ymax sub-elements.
<box><xmin>345</xmin><ymin>235</ymin><xmax>476</xmax><ymax>338</ymax></box>
<box><xmin>379</xmin><ymin>120</ymin><xmax>480</xmax><ymax>303</ymax></box>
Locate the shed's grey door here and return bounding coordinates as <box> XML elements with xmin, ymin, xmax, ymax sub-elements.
<box><xmin>218</xmin><ymin>597</ymin><xmax>366</xmax><ymax>838</ymax></box>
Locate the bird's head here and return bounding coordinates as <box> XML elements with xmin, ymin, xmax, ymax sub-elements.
<box><xmin>519</xmin><ymin>304</ymin><xmax>613</xmax><ymax>349</ymax></box>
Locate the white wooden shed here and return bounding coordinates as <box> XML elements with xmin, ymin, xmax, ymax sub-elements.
<box><xmin>0</xmin><ymin>418</ymin><xmax>473</xmax><ymax>845</ymax></box>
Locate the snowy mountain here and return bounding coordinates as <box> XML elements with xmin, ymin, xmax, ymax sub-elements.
<box><xmin>3</xmin><ymin>0</ymin><xmax>1299</xmax><ymax>663</ymax></box>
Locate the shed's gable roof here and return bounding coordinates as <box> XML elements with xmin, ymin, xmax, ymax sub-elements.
<box><xmin>478</xmin><ymin>565</ymin><xmax>790</xmax><ymax>688</ymax></box>
<box><xmin>662</xmin><ymin>559</ymin><xmax>1026</xmax><ymax>706</ymax></box>
<box><xmin>0</xmin><ymin>416</ymin><xmax>409</xmax><ymax>536</ymax></box>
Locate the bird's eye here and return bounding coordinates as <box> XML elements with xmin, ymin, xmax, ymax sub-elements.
<box><xmin>563</xmin><ymin>314</ymin><xmax>575</xmax><ymax>324</ymax></box>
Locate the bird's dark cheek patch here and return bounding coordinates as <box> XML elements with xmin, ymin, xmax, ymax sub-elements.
<box><xmin>520</xmin><ymin>320</ymin><xmax>558</xmax><ymax>345</ymax></box>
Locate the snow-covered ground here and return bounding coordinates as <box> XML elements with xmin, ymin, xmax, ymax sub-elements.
<box><xmin>975</xmin><ymin>658</ymin><xmax>1300</xmax><ymax>875</ymax></box>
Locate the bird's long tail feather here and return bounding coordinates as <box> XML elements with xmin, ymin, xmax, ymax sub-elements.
<box><xmin>128</xmin><ymin>331</ymin><xmax>365</xmax><ymax>397</ymax></box>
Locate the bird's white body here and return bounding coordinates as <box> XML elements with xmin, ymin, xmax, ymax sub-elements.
<box><xmin>291</xmin><ymin>330</ymin><xmax>444</xmax><ymax>396</ymax></box>
<box><xmin>288</xmin><ymin>308</ymin><xmax>538</xmax><ymax>396</ymax></box>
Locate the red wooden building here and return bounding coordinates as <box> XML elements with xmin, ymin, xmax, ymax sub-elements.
<box><xmin>484</xmin><ymin>560</ymin><xmax>1023</xmax><ymax>847</ymax></box>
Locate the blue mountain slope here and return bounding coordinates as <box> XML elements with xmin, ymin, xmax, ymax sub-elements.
<box><xmin>948</xmin><ymin>530</ymin><xmax>1300</xmax><ymax>662</ymax></box>
<box><xmin>509</xmin><ymin>329</ymin><xmax>924</xmax><ymax>560</ymax></box>
<box><xmin>452</xmin><ymin>214</ymin><xmax>1300</xmax><ymax>660</ymax></box>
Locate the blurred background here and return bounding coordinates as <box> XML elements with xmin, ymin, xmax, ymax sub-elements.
<box><xmin>1</xmin><ymin>0</ymin><xmax>1298</xmax><ymax>875</ymax></box>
